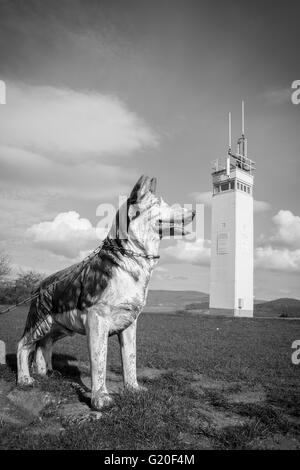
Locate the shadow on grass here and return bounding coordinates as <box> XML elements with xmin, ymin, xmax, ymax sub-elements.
<box><xmin>6</xmin><ymin>353</ymin><xmax>17</xmax><ymax>374</ymax></box>
<box><xmin>5</xmin><ymin>352</ymin><xmax>81</xmax><ymax>377</ymax></box>
<box><xmin>2</xmin><ymin>352</ymin><xmax>91</xmax><ymax>406</ymax></box>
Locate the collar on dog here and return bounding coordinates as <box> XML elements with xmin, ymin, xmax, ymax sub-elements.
<box><xmin>103</xmin><ymin>241</ymin><xmax>160</xmax><ymax>260</ymax></box>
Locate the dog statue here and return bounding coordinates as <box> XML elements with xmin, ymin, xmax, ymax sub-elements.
<box><xmin>17</xmin><ymin>176</ymin><xmax>195</xmax><ymax>410</ymax></box>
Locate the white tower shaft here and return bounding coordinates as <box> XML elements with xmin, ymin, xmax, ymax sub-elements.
<box><xmin>209</xmin><ymin>105</ymin><xmax>255</xmax><ymax>317</ymax></box>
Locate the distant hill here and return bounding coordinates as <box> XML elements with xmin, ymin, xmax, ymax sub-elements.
<box><xmin>254</xmin><ymin>298</ymin><xmax>300</xmax><ymax>318</ymax></box>
<box><xmin>144</xmin><ymin>290</ymin><xmax>208</xmax><ymax>313</ymax></box>
<box><xmin>145</xmin><ymin>291</ymin><xmax>300</xmax><ymax>318</ymax></box>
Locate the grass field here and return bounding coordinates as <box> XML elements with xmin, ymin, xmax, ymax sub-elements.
<box><xmin>0</xmin><ymin>305</ymin><xmax>299</xmax><ymax>449</ymax></box>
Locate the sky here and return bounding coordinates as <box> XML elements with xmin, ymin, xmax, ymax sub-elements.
<box><xmin>0</xmin><ymin>0</ymin><xmax>300</xmax><ymax>300</ymax></box>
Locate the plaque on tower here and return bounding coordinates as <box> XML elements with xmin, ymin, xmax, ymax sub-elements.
<box><xmin>217</xmin><ymin>231</ymin><xmax>229</xmax><ymax>254</ymax></box>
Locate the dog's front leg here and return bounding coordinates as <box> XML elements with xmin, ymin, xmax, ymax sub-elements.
<box><xmin>86</xmin><ymin>307</ymin><xmax>112</xmax><ymax>410</ymax></box>
<box><xmin>118</xmin><ymin>319</ymin><xmax>147</xmax><ymax>392</ymax></box>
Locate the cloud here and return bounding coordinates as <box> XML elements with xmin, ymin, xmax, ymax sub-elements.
<box><xmin>0</xmin><ymin>83</ymin><xmax>158</xmax><ymax>161</ymax></box>
<box><xmin>25</xmin><ymin>207</ymin><xmax>300</xmax><ymax>273</ymax></box>
<box><xmin>254</xmin><ymin>210</ymin><xmax>300</xmax><ymax>273</ymax></box>
<box><xmin>0</xmin><ymin>146</ymin><xmax>136</xmax><ymax>201</ymax></box>
<box><xmin>27</xmin><ymin>211</ymin><xmax>107</xmax><ymax>259</ymax></box>
<box><xmin>161</xmin><ymin>239</ymin><xmax>211</xmax><ymax>266</ymax></box>
<box><xmin>0</xmin><ymin>83</ymin><xmax>156</xmax><ymax>204</ymax></box>
<box><xmin>255</xmin><ymin>246</ymin><xmax>300</xmax><ymax>273</ymax></box>
<box><xmin>269</xmin><ymin>210</ymin><xmax>300</xmax><ymax>249</ymax></box>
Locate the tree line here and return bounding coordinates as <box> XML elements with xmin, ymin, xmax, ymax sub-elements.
<box><xmin>0</xmin><ymin>251</ymin><xmax>44</xmax><ymax>305</ymax></box>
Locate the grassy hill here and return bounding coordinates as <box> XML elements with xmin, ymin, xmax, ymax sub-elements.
<box><xmin>145</xmin><ymin>291</ymin><xmax>300</xmax><ymax>318</ymax></box>
<box><xmin>254</xmin><ymin>298</ymin><xmax>300</xmax><ymax>318</ymax></box>
<box><xmin>144</xmin><ymin>290</ymin><xmax>208</xmax><ymax>312</ymax></box>
<box><xmin>146</xmin><ymin>289</ymin><xmax>208</xmax><ymax>308</ymax></box>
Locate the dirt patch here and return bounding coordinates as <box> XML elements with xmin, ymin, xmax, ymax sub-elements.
<box><xmin>188</xmin><ymin>404</ymin><xmax>250</xmax><ymax>431</ymax></box>
<box><xmin>183</xmin><ymin>371</ymin><xmax>266</xmax><ymax>405</ymax></box>
<box><xmin>137</xmin><ymin>367</ymin><xmax>170</xmax><ymax>380</ymax></box>
<box><xmin>227</xmin><ymin>388</ymin><xmax>266</xmax><ymax>404</ymax></box>
<box><xmin>187</xmin><ymin>373</ymin><xmax>240</xmax><ymax>393</ymax></box>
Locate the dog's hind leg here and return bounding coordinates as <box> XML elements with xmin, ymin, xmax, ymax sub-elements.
<box><xmin>35</xmin><ymin>336</ymin><xmax>53</xmax><ymax>376</ymax></box>
<box><xmin>17</xmin><ymin>299</ymin><xmax>53</xmax><ymax>386</ymax></box>
<box><xmin>34</xmin><ymin>327</ymin><xmax>68</xmax><ymax>377</ymax></box>
<box><xmin>17</xmin><ymin>336</ymin><xmax>37</xmax><ymax>386</ymax></box>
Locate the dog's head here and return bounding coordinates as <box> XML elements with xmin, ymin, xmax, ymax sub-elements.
<box><xmin>108</xmin><ymin>175</ymin><xmax>195</xmax><ymax>256</ymax></box>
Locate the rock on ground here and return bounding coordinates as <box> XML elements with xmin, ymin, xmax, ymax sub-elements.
<box><xmin>7</xmin><ymin>388</ymin><xmax>55</xmax><ymax>417</ymax></box>
<box><xmin>58</xmin><ymin>402</ymin><xmax>102</xmax><ymax>425</ymax></box>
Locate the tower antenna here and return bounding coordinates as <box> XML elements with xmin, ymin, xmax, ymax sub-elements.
<box><xmin>242</xmin><ymin>100</ymin><xmax>245</xmax><ymax>136</ymax></box>
<box><xmin>237</xmin><ymin>100</ymin><xmax>247</xmax><ymax>157</ymax></box>
<box><xmin>226</xmin><ymin>112</ymin><xmax>231</xmax><ymax>176</ymax></box>
<box><xmin>228</xmin><ymin>112</ymin><xmax>232</xmax><ymax>153</ymax></box>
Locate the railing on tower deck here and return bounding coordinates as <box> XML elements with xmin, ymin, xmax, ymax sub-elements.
<box><xmin>212</xmin><ymin>153</ymin><xmax>255</xmax><ymax>176</ymax></box>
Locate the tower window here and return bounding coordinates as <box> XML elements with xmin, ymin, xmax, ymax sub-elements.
<box><xmin>221</xmin><ymin>183</ymin><xmax>229</xmax><ymax>191</ymax></box>
<box><xmin>237</xmin><ymin>182</ymin><xmax>240</xmax><ymax>189</ymax></box>
<box><xmin>230</xmin><ymin>181</ymin><xmax>235</xmax><ymax>190</ymax></box>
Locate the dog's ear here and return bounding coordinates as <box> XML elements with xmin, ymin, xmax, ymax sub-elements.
<box><xmin>150</xmin><ymin>177</ymin><xmax>157</xmax><ymax>194</ymax></box>
<box><xmin>129</xmin><ymin>175</ymin><xmax>153</xmax><ymax>203</ymax></box>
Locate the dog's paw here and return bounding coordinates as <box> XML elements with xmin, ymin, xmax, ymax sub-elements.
<box><xmin>91</xmin><ymin>392</ymin><xmax>113</xmax><ymax>411</ymax></box>
<box><xmin>18</xmin><ymin>376</ymin><xmax>35</xmax><ymax>387</ymax></box>
<box><xmin>125</xmin><ymin>383</ymin><xmax>148</xmax><ymax>393</ymax></box>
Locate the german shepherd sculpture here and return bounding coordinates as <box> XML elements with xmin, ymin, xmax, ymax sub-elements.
<box><xmin>17</xmin><ymin>176</ymin><xmax>195</xmax><ymax>410</ymax></box>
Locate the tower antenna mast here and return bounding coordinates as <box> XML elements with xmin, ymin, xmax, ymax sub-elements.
<box><xmin>226</xmin><ymin>112</ymin><xmax>232</xmax><ymax>176</ymax></box>
<box><xmin>242</xmin><ymin>100</ymin><xmax>245</xmax><ymax>136</ymax></box>
<box><xmin>237</xmin><ymin>100</ymin><xmax>247</xmax><ymax>157</ymax></box>
<box><xmin>228</xmin><ymin>112</ymin><xmax>232</xmax><ymax>153</ymax></box>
